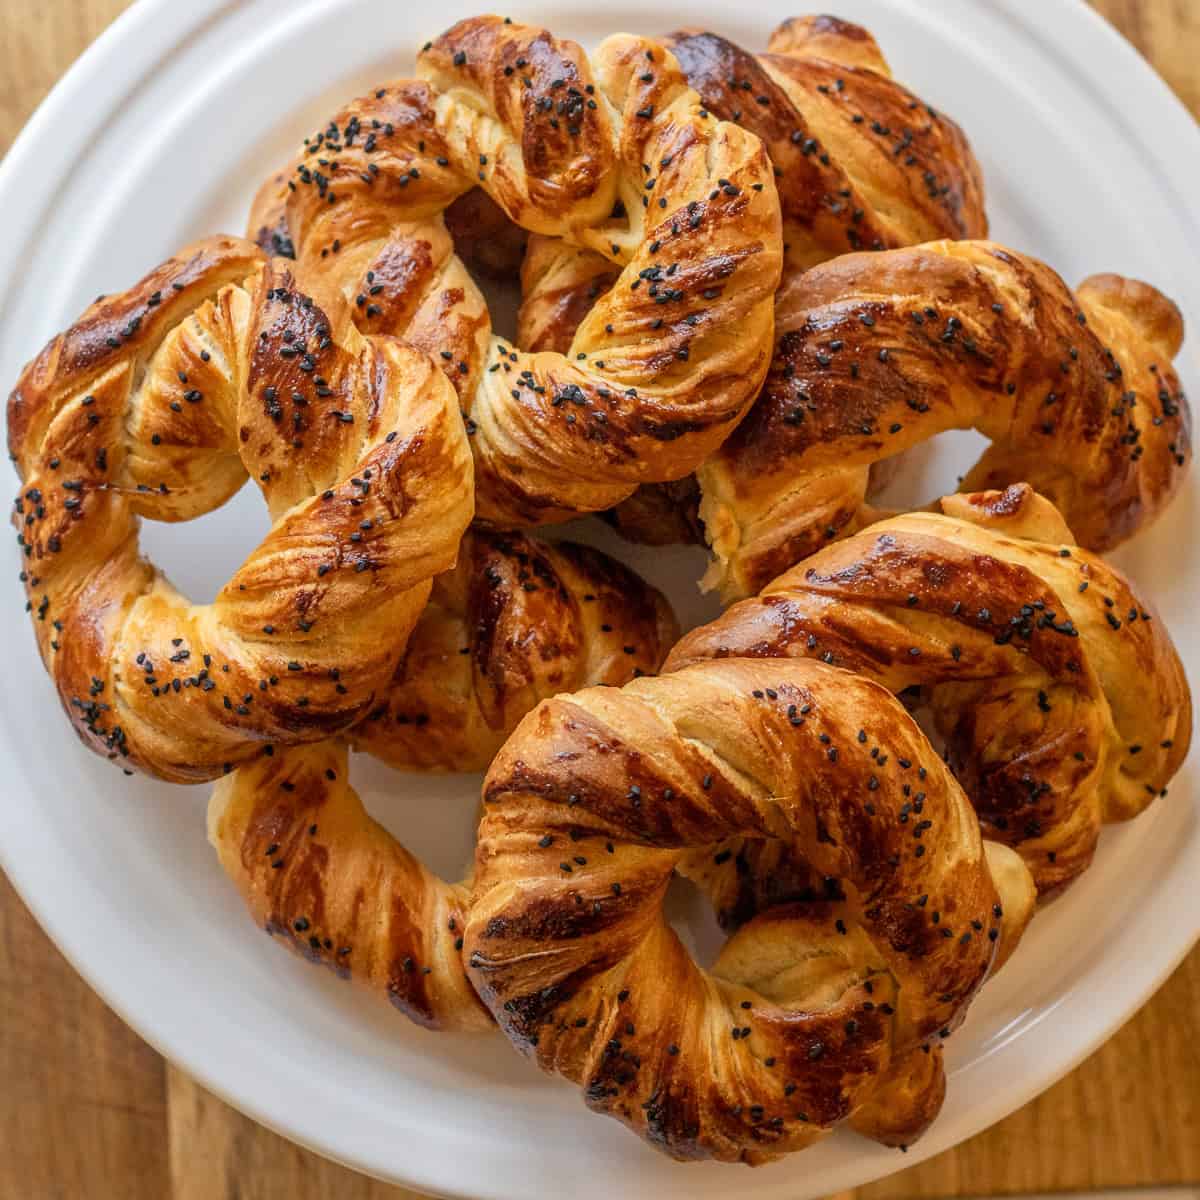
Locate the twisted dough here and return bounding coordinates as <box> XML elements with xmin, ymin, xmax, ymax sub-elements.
<box><xmin>465</xmin><ymin>657</ymin><xmax>1035</xmax><ymax>1163</ymax></box>
<box><xmin>251</xmin><ymin>16</ymin><xmax>782</xmax><ymax>526</ymax></box>
<box><xmin>517</xmin><ymin>20</ymin><xmax>1191</xmax><ymax>599</ymax></box>
<box><xmin>673</xmin><ymin>826</ymin><xmax>1031</xmax><ymax>1149</ymax></box>
<box><xmin>520</xmin><ymin>12</ymin><xmax>984</xmax><ymax>342</ymax></box>
<box><xmin>352</xmin><ymin>530</ymin><xmax>679</xmax><ymax>771</ymax></box>
<box><xmin>209</xmin><ymin>739</ymin><xmax>490</xmax><ymax>1031</ymax></box>
<box><xmin>209</xmin><ymin>531</ymin><xmax>678</xmax><ymax>1028</ymax></box>
<box><xmin>698</xmin><ymin>243</ymin><xmax>1191</xmax><ymax>599</ymax></box>
<box><xmin>7</xmin><ymin>238</ymin><xmax>472</xmax><ymax>781</ymax></box>
<box><xmin>668</xmin><ymin>486</ymin><xmax>1192</xmax><ymax>891</ymax></box>
<box><xmin>516</xmin><ymin>13</ymin><xmax>987</xmax><ymax>540</ymax></box>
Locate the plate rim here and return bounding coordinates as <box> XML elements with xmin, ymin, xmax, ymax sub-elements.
<box><xmin>0</xmin><ymin>1</ymin><xmax>1198</xmax><ymax>1197</ymax></box>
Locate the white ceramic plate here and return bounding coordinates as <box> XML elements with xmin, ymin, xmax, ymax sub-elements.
<box><xmin>1</xmin><ymin>1</ymin><xmax>1197</xmax><ymax>1197</ymax></box>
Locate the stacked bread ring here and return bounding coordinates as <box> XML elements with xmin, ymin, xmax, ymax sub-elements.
<box><xmin>5</xmin><ymin>11</ymin><xmax>1193</xmax><ymax>1172</ymax></box>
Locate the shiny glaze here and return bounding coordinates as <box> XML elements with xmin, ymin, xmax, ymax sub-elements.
<box><xmin>7</xmin><ymin>238</ymin><xmax>473</xmax><ymax>780</ymax></box>
<box><xmin>467</xmin><ymin>658</ymin><xmax>1034</xmax><ymax>1163</ymax></box>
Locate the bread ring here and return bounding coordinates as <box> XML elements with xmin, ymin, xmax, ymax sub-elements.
<box><xmin>515</xmin><ymin>20</ymin><xmax>1190</xmax><ymax>600</ymax></box>
<box><xmin>209</xmin><ymin>530</ymin><xmax>679</xmax><ymax>1028</ymax></box>
<box><xmin>7</xmin><ymin>238</ymin><xmax>472</xmax><ymax>781</ymax></box>
<box><xmin>667</xmin><ymin>485</ymin><xmax>1192</xmax><ymax>891</ymax></box>
<box><xmin>351</xmin><ymin>529</ymin><xmax>679</xmax><ymax>772</ymax></box>
<box><xmin>673</xmin><ymin>830</ymin><xmax>1033</xmax><ymax>1149</ymax></box>
<box><xmin>253</xmin><ymin>17</ymin><xmax>783</xmax><ymax>526</ymax></box>
<box><xmin>697</xmin><ymin>243</ymin><xmax>1191</xmax><ymax>599</ymax></box>
<box><xmin>519</xmin><ymin>15</ymin><xmax>985</xmax><ymax>353</ymax></box>
<box><xmin>465</xmin><ymin>656</ymin><xmax>1035</xmax><ymax>1163</ymax></box>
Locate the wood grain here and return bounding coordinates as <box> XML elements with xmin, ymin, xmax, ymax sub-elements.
<box><xmin>0</xmin><ymin>874</ymin><xmax>170</xmax><ymax>1200</ymax></box>
<box><xmin>0</xmin><ymin>2</ymin><xmax>1197</xmax><ymax>1198</ymax></box>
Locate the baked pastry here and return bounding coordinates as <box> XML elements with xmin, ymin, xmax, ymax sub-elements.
<box><xmin>520</xmin><ymin>14</ymin><xmax>984</xmax><ymax>344</ymax></box>
<box><xmin>515</xmin><ymin>14</ymin><xmax>986</xmax><ymax>544</ymax></box>
<box><xmin>516</xmin><ymin>21</ymin><xmax>1191</xmax><ymax>601</ymax></box>
<box><xmin>442</xmin><ymin>188</ymin><xmax>530</xmax><ymax>282</ymax></box>
<box><xmin>696</xmin><ymin>244</ymin><xmax>1192</xmax><ymax>599</ymax></box>
<box><xmin>209</xmin><ymin>738</ymin><xmax>491</xmax><ymax>1031</ymax></box>
<box><xmin>666</xmin><ymin>485</ymin><xmax>1192</xmax><ymax>891</ymax></box>
<box><xmin>671</xmin><ymin>806</ymin><xmax>1034</xmax><ymax>1149</ymax></box>
<box><xmin>7</xmin><ymin>237</ymin><xmax>472</xmax><ymax>781</ymax></box>
<box><xmin>465</xmin><ymin>657</ymin><xmax>1036</xmax><ymax>1162</ymax></box>
<box><xmin>209</xmin><ymin>531</ymin><xmax>677</xmax><ymax>1027</ymax></box>
<box><xmin>352</xmin><ymin>530</ymin><xmax>679</xmax><ymax>771</ymax></box>
<box><xmin>250</xmin><ymin>16</ymin><xmax>783</xmax><ymax>526</ymax></box>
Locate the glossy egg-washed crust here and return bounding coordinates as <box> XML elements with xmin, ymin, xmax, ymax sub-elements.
<box><xmin>7</xmin><ymin>237</ymin><xmax>473</xmax><ymax>781</ymax></box>
<box><xmin>516</xmin><ymin>17</ymin><xmax>1190</xmax><ymax>601</ymax></box>
<box><xmin>208</xmin><ymin>530</ymin><xmax>678</xmax><ymax>1029</ymax></box>
<box><xmin>249</xmin><ymin>15</ymin><xmax>782</xmax><ymax>527</ymax></box>
<box><xmin>516</xmin><ymin>14</ymin><xmax>985</xmax><ymax>528</ymax></box>
<box><xmin>698</xmin><ymin>243</ymin><xmax>1191</xmax><ymax>600</ymax></box>
<box><xmin>668</xmin><ymin>486</ymin><xmax>1192</xmax><ymax>892</ymax></box>
<box><xmin>208</xmin><ymin>738</ymin><xmax>491</xmax><ymax>1031</ymax></box>
<box><xmin>353</xmin><ymin>529</ymin><xmax>679</xmax><ymax>771</ymax></box>
<box><xmin>465</xmin><ymin>657</ymin><xmax>1037</xmax><ymax>1163</ymax></box>
<box><xmin>520</xmin><ymin>13</ymin><xmax>985</xmax><ymax>347</ymax></box>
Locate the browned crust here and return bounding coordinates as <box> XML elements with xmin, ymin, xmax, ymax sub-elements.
<box><xmin>667</xmin><ymin>486</ymin><xmax>1192</xmax><ymax>891</ymax></box>
<box><xmin>703</xmin><ymin>241</ymin><xmax>1191</xmax><ymax>598</ymax></box>
<box><xmin>466</xmin><ymin>657</ymin><xmax>1022</xmax><ymax>1163</ymax></box>
<box><xmin>8</xmin><ymin>239</ymin><xmax>472</xmax><ymax>781</ymax></box>
<box><xmin>351</xmin><ymin>530</ymin><xmax>679</xmax><ymax>771</ymax></box>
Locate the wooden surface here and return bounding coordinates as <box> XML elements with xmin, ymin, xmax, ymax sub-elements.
<box><xmin>1</xmin><ymin>2</ymin><xmax>1198</xmax><ymax>1197</ymax></box>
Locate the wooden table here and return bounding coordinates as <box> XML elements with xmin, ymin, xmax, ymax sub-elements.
<box><xmin>1</xmin><ymin>2</ymin><xmax>1198</xmax><ymax>1197</ymax></box>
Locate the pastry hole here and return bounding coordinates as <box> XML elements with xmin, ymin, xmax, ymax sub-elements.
<box><xmin>139</xmin><ymin>477</ymin><xmax>265</xmax><ymax>604</ymax></box>
<box><xmin>663</xmin><ymin>869</ymin><xmax>727</xmax><ymax>969</ymax></box>
<box><xmin>868</xmin><ymin>427</ymin><xmax>990</xmax><ymax>514</ymax></box>
<box><xmin>348</xmin><ymin>749</ymin><xmax>482</xmax><ymax>883</ymax></box>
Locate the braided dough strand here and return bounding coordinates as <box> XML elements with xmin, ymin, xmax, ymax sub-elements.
<box><xmin>208</xmin><ymin>740</ymin><xmax>490</xmax><ymax>1031</ymax></box>
<box><xmin>8</xmin><ymin>238</ymin><xmax>473</xmax><ymax>780</ymax></box>
<box><xmin>668</xmin><ymin>485</ymin><xmax>1192</xmax><ymax>891</ymax></box>
<box><xmin>466</xmin><ymin>657</ymin><xmax>1030</xmax><ymax>1163</ymax></box>
<box><xmin>700</xmin><ymin>241</ymin><xmax>1191</xmax><ymax>599</ymax></box>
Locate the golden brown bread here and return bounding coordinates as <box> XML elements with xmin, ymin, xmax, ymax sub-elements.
<box><xmin>246</xmin><ymin>80</ymin><xmax>491</xmax><ymax>412</ymax></box>
<box><xmin>208</xmin><ymin>739</ymin><xmax>491</xmax><ymax>1031</ymax></box>
<box><xmin>251</xmin><ymin>17</ymin><xmax>783</xmax><ymax>526</ymax></box>
<box><xmin>209</xmin><ymin>531</ymin><xmax>678</xmax><ymax>1026</ymax></box>
<box><xmin>465</xmin><ymin>657</ymin><xmax>1036</xmax><ymax>1163</ymax></box>
<box><xmin>517</xmin><ymin>234</ymin><xmax>621</xmax><ymax>355</ymax></box>
<box><xmin>698</xmin><ymin>241</ymin><xmax>1191</xmax><ymax>599</ymax></box>
<box><xmin>519</xmin><ymin>14</ymin><xmax>985</xmax><ymax>342</ymax></box>
<box><xmin>658</xmin><ymin>19</ymin><xmax>986</xmax><ymax>269</ymax></box>
<box><xmin>352</xmin><ymin>529</ymin><xmax>679</xmax><ymax>771</ymax></box>
<box><xmin>672</xmin><ymin>829</ymin><xmax>1032</xmax><ymax>1149</ymax></box>
<box><xmin>517</xmin><ymin>21</ymin><xmax>1191</xmax><ymax>598</ymax></box>
<box><xmin>667</xmin><ymin>486</ymin><xmax>1192</xmax><ymax>891</ymax></box>
<box><xmin>514</xmin><ymin>13</ymin><xmax>990</xmax><ymax>546</ymax></box>
<box><xmin>7</xmin><ymin>237</ymin><xmax>473</xmax><ymax>781</ymax></box>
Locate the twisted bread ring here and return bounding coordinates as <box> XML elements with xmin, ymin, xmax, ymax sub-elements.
<box><xmin>251</xmin><ymin>16</ymin><xmax>782</xmax><ymax>526</ymax></box>
<box><xmin>698</xmin><ymin>243</ymin><xmax>1191</xmax><ymax>599</ymax></box>
<box><xmin>465</xmin><ymin>657</ymin><xmax>1035</xmax><ymax>1163</ymax></box>
<box><xmin>674</xmin><ymin>831</ymin><xmax>1032</xmax><ymax>1149</ymax></box>
<box><xmin>667</xmin><ymin>485</ymin><xmax>1192</xmax><ymax>891</ymax></box>
<box><xmin>7</xmin><ymin>238</ymin><xmax>472</xmax><ymax>781</ymax></box>
<box><xmin>208</xmin><ymin>531</ymin><xmax>679</xmax><ymax>1029</ymax></box>
<box><xmin>517</xmin><ymin>20</ymin><xmax>1191</xmax><ymax>600</ymax></box>
<box><xmin>351</xmin><ymin>529</ymin><xmax>679</xmax><ymax>772</ymax></box>
<box><xmin>520</xmin><ymin>13</ymin><xmax>985</xmax><ymax>358</ymax></box>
